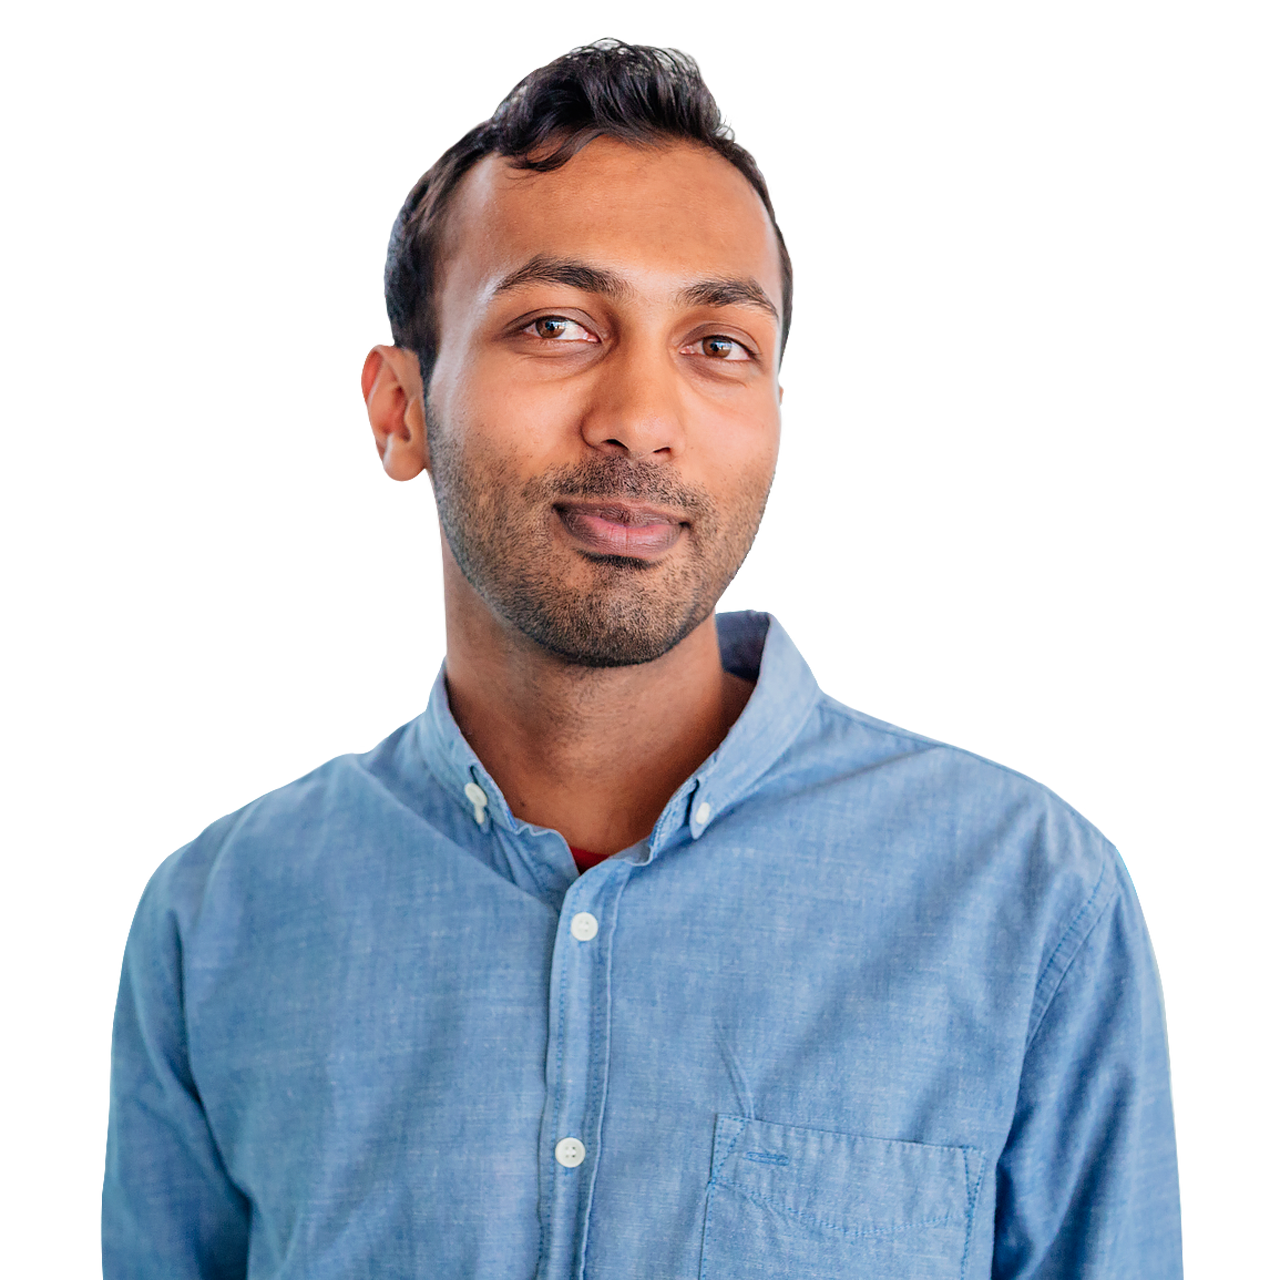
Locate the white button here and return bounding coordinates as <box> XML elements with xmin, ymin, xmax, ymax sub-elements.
<box><xmin>464</xmin><ymin>782</ymin><xmax>488</xmax><ymax>825</ymax></box>
<box><xmin>694</xmin><ymin>801</ymin><xmax>712</xmax><ymax>825</ymax></box>
<box><xmin>555</xmin><ymin>1137</ymin><xmax>586</xmax><ymax>1168</ymax></box>
<box><xmin>570</xmin><ymin>912</ymin><xmax>598</xmax><ymax>941</ymax></box>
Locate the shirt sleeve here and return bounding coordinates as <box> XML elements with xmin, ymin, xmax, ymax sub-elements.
<box><xmin>991</xmin><ymin>851</ymin><xmax>1182</xmax><ymax>1278</ymax></box>
<box><xmin>102</xmin><ymin>859</ymin><xmax>250</xmax><ymax>1280</ymax></box>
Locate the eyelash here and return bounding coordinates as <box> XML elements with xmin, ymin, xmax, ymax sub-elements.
<box><xmin>525</xmin><ymin>316</ymin><xmax>595</xmax><ymax>342</ymax></box>
<box><xmin>522</xmin><ymin>315</ymin><xmax>754</xmax><ymax>363</ymax></box>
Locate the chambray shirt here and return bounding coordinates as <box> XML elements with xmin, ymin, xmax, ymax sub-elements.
<box><xmin>104</xmin><ymin>612</ymin><xmax>1180</xmax><ymax>1279</ymax></box>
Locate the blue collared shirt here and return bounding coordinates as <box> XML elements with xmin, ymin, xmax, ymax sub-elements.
<box><xmin>104</xmin><ymin>612</ymin><xmax>1180</xmax><ymax>1278</ymax></box>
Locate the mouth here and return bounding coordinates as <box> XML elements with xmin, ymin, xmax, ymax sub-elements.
<box><xmin>554</xmin><ymin>501</ymin><xmax>687</xmax><ymax>560</ymax></box>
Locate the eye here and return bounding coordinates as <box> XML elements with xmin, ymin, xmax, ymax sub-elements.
<box><xmin>686</xmin><ymin>334</ymin><xmax>752</xmax><ymax>362</ymax></box>
<box><xmin>524</xmin><ymin>315</ymin><xmax>597</xmax><ymax>343</ymax></box>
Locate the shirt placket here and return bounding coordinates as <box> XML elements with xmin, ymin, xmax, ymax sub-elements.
<box><xmin>536</xmin><ymin>858</ymin><xmax>630</xmax><ymax>1280</ymax></box>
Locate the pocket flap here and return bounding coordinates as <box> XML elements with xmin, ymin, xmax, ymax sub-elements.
<box><xmin>710</xmin><ymin>1115</ymin><xmax>981</xmax><ymax>1237</ymax></box>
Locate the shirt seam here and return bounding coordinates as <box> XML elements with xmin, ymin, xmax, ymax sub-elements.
<box><xmin>576</xmin><ymin>866</ymin><xmax>630</xmax><ymax>1279</ymax></box>
<box><xmin>1024</xmin><ymin>850</ymin><xmax>1119</xmax><ymax>1049</ymax></box>
<box><xmin>960</xmin><ymin>1146</ymin><xmax>987</xmax><ymax>1280</ymax></box>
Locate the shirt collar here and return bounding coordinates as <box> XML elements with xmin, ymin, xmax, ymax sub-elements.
<box><xmin>412</xmin><ymin>610</ymin><xmax>820</xmax><ymax>858</ymax></box>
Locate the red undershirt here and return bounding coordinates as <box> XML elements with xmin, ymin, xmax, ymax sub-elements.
<box><xmin>569</xmin><ymin>846</ymin><xmax>611</xmax><ymax>874</ymax></box>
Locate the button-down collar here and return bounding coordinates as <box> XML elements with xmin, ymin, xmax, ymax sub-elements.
<box><xmin>413</xmin><ymin>611</ymin><xmax>820</xmax><ymax>866</ymax></box>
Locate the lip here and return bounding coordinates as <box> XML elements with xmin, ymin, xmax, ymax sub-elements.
<box><xmin>554</xmin><ymin>501</ymin><xmax>687</xmax><ymax>559</ymax></box>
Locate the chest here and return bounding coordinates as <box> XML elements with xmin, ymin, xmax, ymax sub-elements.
<box><xmin>184</xmin><ymin>836</ymin><xmax>1026</xmax><ymax>1278</ymax></box>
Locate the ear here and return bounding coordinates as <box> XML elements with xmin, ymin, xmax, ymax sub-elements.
<box><xmin>361</xmin><ymin>345</ymin><xmax>428</xmax><ymax>481</ymax></box>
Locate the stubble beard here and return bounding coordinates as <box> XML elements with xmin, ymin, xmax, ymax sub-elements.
<box><xmin>427</xmin><ymin>408</ymin><xmax>772</xmax><ymax>668</ymax></box>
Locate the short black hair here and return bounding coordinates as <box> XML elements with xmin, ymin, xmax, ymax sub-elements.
<box><xmin>384</xmin><ymin>39</ymin><xmax>792</xmax><ymax>388</ymax></box>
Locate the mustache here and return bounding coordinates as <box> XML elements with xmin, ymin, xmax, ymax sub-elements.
<box><xmin>527</xmin><ymin>457</ymin><xmax>713</xmax><ymax>519</ymax></box>
<box><xmin>425</xmin><ymin>402</ymin><xmax>715</xmax><ymax>521</ymax></box>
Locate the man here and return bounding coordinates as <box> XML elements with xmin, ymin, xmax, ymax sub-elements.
<box><xmin>104</xmin><ymin>41</ymin><xmax>1181</xmax><ymax>1279</ymax></box>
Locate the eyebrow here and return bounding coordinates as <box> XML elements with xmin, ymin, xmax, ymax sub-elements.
<box><xmin>493</xmin><ymin>254</ymin><xmax>631</xmax><ymax>300</ymax></box>
<box><xmin>492</xmin><ymin>254</ymin><xmax>779</xmax><ymax>321</ymax></box>
<box><xmin>677</xmin><ymin>277</ymin><xmax>779</xmax><ymax>321</ymax></box>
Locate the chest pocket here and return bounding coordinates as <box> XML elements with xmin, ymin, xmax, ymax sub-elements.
<box><xmin>699</xmin><ymin>1116</ymin><xmax>984</xmax><ymax>1280</ymax></box>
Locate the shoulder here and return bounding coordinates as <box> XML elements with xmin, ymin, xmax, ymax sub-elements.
<box><xmin>798</xmin><ymin>690</ymin><xmax>1111</xmax><ymax>853</ymax></box>
<box><xmin>134</xmin><ymin>718</ymin><xmax>436</xmax><ymax>937</ymax></box>
<box><xmin>781</xmin><ymin>691</ymin><xmax>1125</xmax><ymax>979</ymax></box>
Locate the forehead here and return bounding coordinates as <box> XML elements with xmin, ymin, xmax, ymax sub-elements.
<box><xmin>439</xmin><ymin>137</ymin><xmax>784</xmax><ymax>309</ymax></box>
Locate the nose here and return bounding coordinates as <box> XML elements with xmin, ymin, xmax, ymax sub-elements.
<box><xmin>579</xmin><ymin>338</ymin><xmax>685</xmax><ymax>459</ymax></box>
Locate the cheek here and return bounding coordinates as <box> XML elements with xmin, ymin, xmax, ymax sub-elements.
<box><xmin>463</xmin><ymin>355</ymin><xmax>568</xmax><ymax>430</ymax></box>
<box><xmin>432</xmin><ymin>371</ymin><xmax>522</xmax><ymax>471</ymax></box>
<box><xmin>432</xmin><ymin>390</ymin><xmax>582</xmax><ymax>532</ymax></box>
<box><xmin>697</xmin><ymin>406</ymin><xmax>780</xmax><ymax>496</ymax></box>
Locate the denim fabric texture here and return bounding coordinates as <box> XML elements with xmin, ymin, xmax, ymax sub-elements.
<box><xmin>103</xmin><ymin>611</ymin><xmax>1181</xmax><ymax>1278</ymax></box>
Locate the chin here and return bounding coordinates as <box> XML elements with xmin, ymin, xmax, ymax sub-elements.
<box><xmin>504</xmin><ymin>589</ymin><xmax>710</xmax><ymax>670</ymax></box>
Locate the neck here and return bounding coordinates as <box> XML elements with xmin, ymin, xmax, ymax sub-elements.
<box><xmin>440</xmin><ymin>551</ymin><xmax>753</xmax><ymax>855</ymax></box>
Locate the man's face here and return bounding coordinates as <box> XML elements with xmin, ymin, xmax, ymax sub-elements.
<box><xmin>426</xmin><ymin>137</ymin><xmax>784</xmax><ymax>667</ymax></box>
